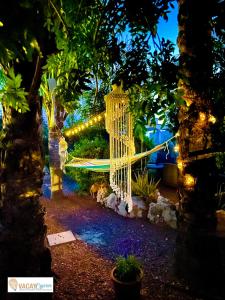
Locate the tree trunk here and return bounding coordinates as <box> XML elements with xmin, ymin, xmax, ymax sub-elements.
<box><xmin>0</xmin><ymin>61</ymin><xmax>51</xmax><ymax>298</ymax></box>
<box><xmin>48</xmin><ymin>101</ymin><xmax>67</xmax><ymax>200</ymax></box>
<box><xmin>48</xmin><ymin>128</ymin><xmax>63</xmax><ymax>200</ymax></box>
<box><xmin>175</xmin><ymin>0</ymin><xmax>225</xmax><ymax>296</ymax></box>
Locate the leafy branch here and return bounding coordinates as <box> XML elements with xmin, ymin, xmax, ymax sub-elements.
<box><xmin>0</xmin><ymin>68</ymin><xmax>29</xmax><ymax>113</ymax></box>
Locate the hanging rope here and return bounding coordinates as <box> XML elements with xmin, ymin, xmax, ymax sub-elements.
<box><xmin>104</xmin><ymin>84</ymin><xmax>135</xmax><ymax>212</ymax></box>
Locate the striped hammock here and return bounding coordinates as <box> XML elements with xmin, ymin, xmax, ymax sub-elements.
<box><xmin>65</xmin><ymin>137</ymin><xmax>174</xmax><ymax>172</ymax></box>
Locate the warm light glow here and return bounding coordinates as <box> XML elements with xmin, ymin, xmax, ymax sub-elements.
<box><xmin>63</xmin><ymin>112</ymin><xmax>105</xmax><ymax>137</ymax></box>
<box><xmin>184</xmin><ymin>174</ymin><xmax>195</xmax><ymax>187</ymax></box>
<box><xmin>208</xmin><ymin>114</ymin><xmax>216</xmax><ymax>124</ymax></box>
<box><xmin>177</xmin><ymin>160</ymin><xmax>183</xmax><ymax>171</ymax></box>
<box><xmin>175</xmin><ymin>132</ymin><xmax>180</xmax><ymax>137</ymax></box>
<box><xmin>0</xmin><ymin>21</ymin><xmax>4</xmax><ymax>27</ymax></box>
<box><xmin>199</xmin><ymin>112</ymin><xmax>206</xmax><ymax>122</ymax></box>
<box><xmin>19</xmin><ymin>191</ymin><xmax>39</xmax><ymax>198</ymax></box>
<box><xmin>174</xmin><ymin>145</ymin><xmax>179</xmax><ymax>152</ymax></box>
<box><xmin>183</xmin><ymin>96</ymin><xmax>192</xmax><ymax>107</ymax></box>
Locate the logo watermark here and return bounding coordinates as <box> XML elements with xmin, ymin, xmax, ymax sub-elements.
<box><xmin>8</xmin><ymin>277</ymin><xmax>53</xmax><ymax>293</ymax></box>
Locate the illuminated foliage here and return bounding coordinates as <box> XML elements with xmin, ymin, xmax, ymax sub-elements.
<box><xmin>0</xmin><ymin>68</ymin><xmax>28</xmax><ymax>113</ymax></box>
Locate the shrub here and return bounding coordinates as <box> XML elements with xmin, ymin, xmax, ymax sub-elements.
<box><xmin>114</xmin><ymin>255</ymin><xmax>142</xmax><ymax>282</ymax></box>
<box><xmin>132</xmin><ymin>172</ymin><xmax>160</xmax><ymax>203</ymax></box>
<box><xmin>66</xmin><ymin>134</ymin><xmax>109</xmax><ymax>192</ymax></box>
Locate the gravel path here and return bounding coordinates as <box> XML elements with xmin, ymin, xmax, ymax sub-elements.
<box><xmin>41</xmin><ymin>172</ymin><xmax>198</xmax><ymax>300</ymax></box>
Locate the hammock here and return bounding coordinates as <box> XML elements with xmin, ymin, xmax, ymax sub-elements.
<box><xmin>65</xmin><ymin>136</ymin><xmax>174</xmax><ymax>172</ymax></box>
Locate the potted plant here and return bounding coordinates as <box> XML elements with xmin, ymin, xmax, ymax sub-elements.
<box><xmin>111</xmin><ymin>255</ymin><xmax>144</xmax><ymax>300</ymax></box>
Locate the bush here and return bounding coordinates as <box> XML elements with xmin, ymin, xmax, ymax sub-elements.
<box><xmin>66</xmin><ymin>134</ymin><xmax>109</xmax><ymax>192</ymax></box>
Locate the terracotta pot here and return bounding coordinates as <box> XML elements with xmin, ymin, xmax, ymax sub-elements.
<box><xmin>111</xmin><ymin>267</ymin><xmax>144</xmax><ymax>300</ymax></box>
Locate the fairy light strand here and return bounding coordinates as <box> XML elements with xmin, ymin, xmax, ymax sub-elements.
<box><xmin>64</xmin><ymin>111</ymin><xmax>106</xmax><ymax>137</ymax></box>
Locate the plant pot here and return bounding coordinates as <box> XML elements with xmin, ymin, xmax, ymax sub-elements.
<box><xmin>111</xmin><ymin>267</ymin><xmax>144</xmax><ymax>300</ymax></box>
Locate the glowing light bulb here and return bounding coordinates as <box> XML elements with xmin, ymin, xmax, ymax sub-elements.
<box><xmin>199</xmin><ymin>112</ymin><xmax>206</xmax><ymax>122</ymax></box>
<box><xmin>98</xmin><ymin>115</ymin><xmax>101</xmax><ymax>120</ymax></box>
<box><xmin>90</xmin><ymin>120</ymin><xmax>93</xmax><ymax>125</ymax></box>
<box><xmin>184</xmin><ymin>174</ymin><xmax>195</xmax><ymax>187</ymax></box>
<box><xmin>94</xmin><ymin>117</ymin><xmax>97</xmax><ymax>122</ymax></box>
<box><xmin>174</xmin><ymin>145</ymin><xmax>179</xmax><ymax>152</ymax></box>
<box><xmin>177</xmin><ymin>158</ymin><xmax>183</xmax><ymax>171</ymax></box>
<box><xmin>208</xmin><ymin>114</ymin><xmax>216</xmax><ymax>124</ymax></box>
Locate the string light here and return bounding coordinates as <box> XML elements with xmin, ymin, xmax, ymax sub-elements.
<box><xmin>199</xmin><ymin>112</ymin><xmax>206</xmax><ymax>122</ymax></box>
<box><xmin>208</xmin><ymin>114</ymin><xmax>216</xmax><ymax>124</ymax></box>
<box><xmin>63</xmin><ymin>111</ymin><xmax>106</xmax><ymax>137</ymax></box>
<box><xmin>184</xmin><ymin>174</ymin><xmax>195</xmax><ymax>188</ymax></box>
<box><xmin>174</xmin><ymin>145</ymin><xmax>180</xmax><ymax>152</ymax></box>
<box><xmin>177</xmin><ymin>159</ymin><xmax>184</xmax><ymax>171</ymax></box>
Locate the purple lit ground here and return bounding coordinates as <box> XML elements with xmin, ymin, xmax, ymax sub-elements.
<box><xmin>41</xmin><ymin>174</ymin><xmax>195</xmax><ymax>300</ymax></box>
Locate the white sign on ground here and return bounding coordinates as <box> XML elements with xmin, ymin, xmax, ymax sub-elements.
<box><xmin>47</xmin><ymin>230</ymin><xmax>76</xmax><ymax>246</ymax></box>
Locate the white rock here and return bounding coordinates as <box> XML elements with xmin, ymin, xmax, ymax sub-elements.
<box><xmin>130</xmin><ymin>196</ymin><xmax>146</xmax><ymax>218</ymax></box>
<box><xmin>105</xmin><ymin>193</ymin><xmax>118</xmax><ymax>210</ymax></box>
<box><xmin>147</xmin><ymin>195</ymin><xmax>177</xmax><ymax>228</ymax></box>
<box><xmin>118</xmin><ymin>200</ymin><xmax>128</xmax><ymax>217</ymax></box>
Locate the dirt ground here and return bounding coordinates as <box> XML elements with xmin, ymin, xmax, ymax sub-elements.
<box><xmin>40</xmin><ymin>185</ymin><xmax>201</xmax><ymax>300</ymax></box>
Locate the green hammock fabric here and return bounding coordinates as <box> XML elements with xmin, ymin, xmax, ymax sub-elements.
<box><xmin>65</xmin><ymin>136</ymin><xmax>175</xmax><ymax>172</ymax></box>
